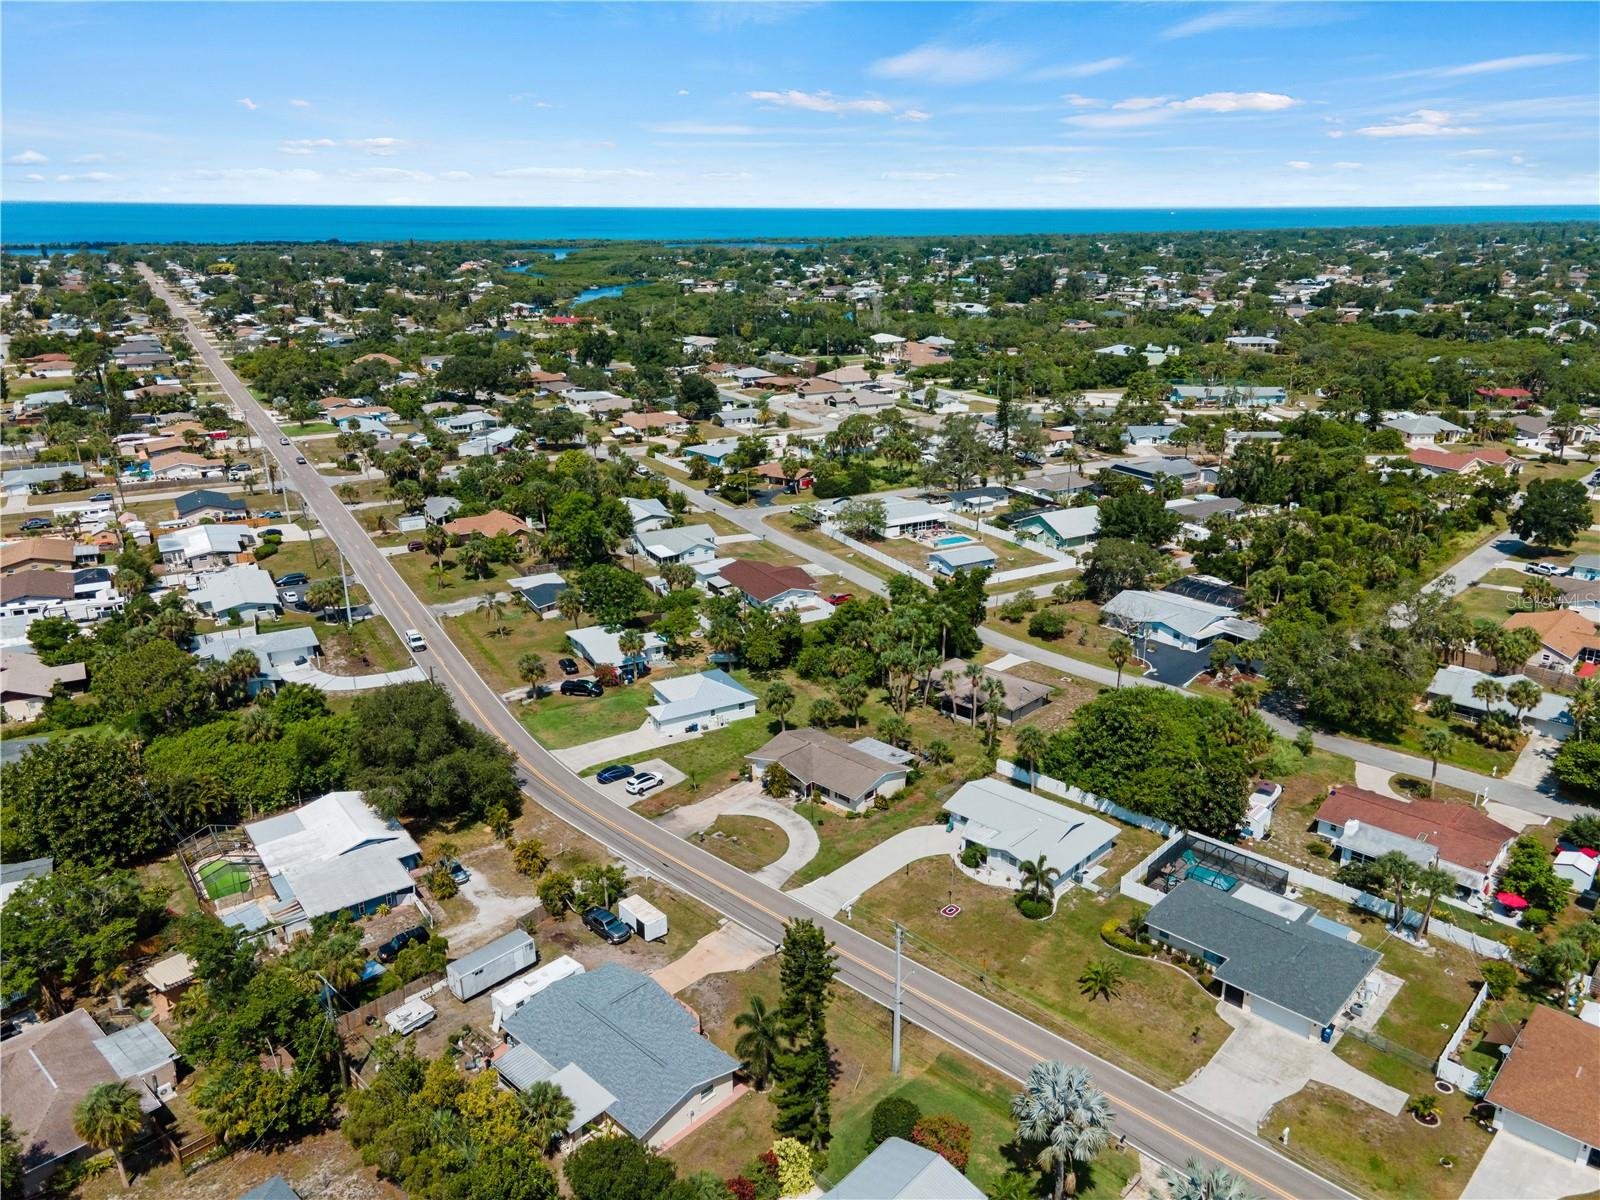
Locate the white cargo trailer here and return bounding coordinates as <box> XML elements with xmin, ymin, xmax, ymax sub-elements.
<box><xmin>490</xmin><ymin>954</ymin><xmax>586</xmax><ymax>1032</ymax></box>
<box><xmin>385</xmin><ymin>997</ymin><xmax>436</xmax><ymax>1035</ymax></box>
<box><xmin>446</xmin><ymin>928</ymin><xmax>537</xmax><ymax>1001</ymax></box>
<box><xmin>617</xmin><ymin>894</ymin><xmax>668</xmax><ymax>941</ymax></box>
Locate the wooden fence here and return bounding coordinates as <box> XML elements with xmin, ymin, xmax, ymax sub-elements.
<box><xmin>335</xmin><ymin>971</ymin><xmax>446</xmax><ymax>1038</ymax></box>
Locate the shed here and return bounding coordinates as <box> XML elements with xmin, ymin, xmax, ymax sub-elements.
<box><xmin>491</xmin><ymin>954</ymin><xmax>586</xmax><ymax>1032</ymax></box>
<box><xmin>447</xmin><ymin>928</ymin><xmax>537</xmax><ymax>1001</ymax></box>
<box><xmin>617</xmin><ymin>894</ymin><xmax>668</xmax><ymax>941</ymax></box>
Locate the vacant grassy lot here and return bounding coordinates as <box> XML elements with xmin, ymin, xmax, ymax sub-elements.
<box><xmin>673</xmin><ymin>956</ymin><xmax>1138</xmax><ymax>1196</ymax></box>
<box><xmin>521</xmin><ymin>682</ymin><xmax>655</xmax><ymax>749</ymax></box>
<box><xmin>389</xmin><ymin>544</ymin><xmax>524</xmax><ymax>600</ymax></box>
<box><xmin>701</xmin><ymin>814</ymin><xmax>790</xmax><ymax>872</ymax></box>
<box><xmin>853</xmin><ymin>856</ymin><xmax>1230</xmax><ymax>1088</ymax></box>
<box><xmin>991</xmin><ymin>598</ymin><xmax>1128</xmax><ymax>672</ymax></box>
<box><xmin>446</xmin><ymin>604</ymin><xmax>575</xmax><ymax>693</ymax></box>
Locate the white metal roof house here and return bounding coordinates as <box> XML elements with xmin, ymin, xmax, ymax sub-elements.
<box><xmin>497</xmin><ymin>964</ymin><xmax>739</xmax><ymax>1148</ymax></box>
<box><xmin>646</xmin><ymin>668</ymin><xmax>757</xmax><ymax>734</ymax></box>
<box><xmin>156</xmin><ymin>524</ymin><xmax>246</xmax><ymax>570</ymax></box>
<box><xmin>1380</xmin><ymin>412</ymin><xmax>1466</xmax><ymax>446</ymax></box>
<box><xmin>1427</xmin><ymin>664</ymin><xmax>1573</xmax><ymax>739</ymax></box>
<box><xmin>825</xmin><ymin>1137</ymin><xmax>984</xmax><ymax>1199</ymax></box>
<box><xmin>634</xmin><ymin>523</ymin><xmax>717</xmax><ymax>566</ymax></box>
<box><xmin>624</xmin><ymin>496</ymin><xmax>672</xmax><ymax>534</ymax></box>
<box><xmin>878</xmin><ymin>498</ymin><xmax>944</xmax><ymax>538</ymax></box>
<box><xmin>927</xmin><ymin>542</ymin><xmax>997</xmax><ymax>576</ymax></box>
<box><xmin>193</xmin><ymin>625</ymin><xmax>321</xmax><ymax>687</ymax></box>
<box><xmin>1101</xmin><ymin>589</ymin><xmax>1262</xmax><ymax>652</ymax></box>
<box><xmin>566</xmin><ymin>625</ymin><xmax>667</xmax><ymax>668</ymax></box>
<box><xmin>188</xmin><ymin>563</ymin><xmax>281</xmax><ymax>620</ymax></box>
<box><xmin>1013</xmin><ymin>506</ymin><xmax>1100</xmax><ymax>552</ymax></box>
<box><xmin>241</xmin><ymin>791</ymin><xmax>422</xmax><ymax>930</ymax></box>
<box><xmin>944</xmin><ymin>778</ymin><xmax>1118</xmax><ymax>894</ymax></box>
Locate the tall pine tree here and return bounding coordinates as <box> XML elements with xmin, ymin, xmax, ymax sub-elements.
<box><xmin>771</xmin><ymin>919</ymin><xmax>837</xmax><ymax>1148</ymax></box>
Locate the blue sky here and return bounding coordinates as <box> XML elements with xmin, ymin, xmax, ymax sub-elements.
<box><xmin>3</xmin><ymin>1</ymin><xmax>1596</xmax><ymax>208</ymax></box>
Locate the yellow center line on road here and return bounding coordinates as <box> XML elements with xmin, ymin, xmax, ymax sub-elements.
<box><xmin>164</xmin><ymin>279</ymin><xmax>1312</xmax><ymax>1200</ymax></box>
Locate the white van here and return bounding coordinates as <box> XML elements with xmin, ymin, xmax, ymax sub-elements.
<box><xmin>404</xmin><ymin>629</ymin><xmax>426</xmax><ymax>651</ymax></box>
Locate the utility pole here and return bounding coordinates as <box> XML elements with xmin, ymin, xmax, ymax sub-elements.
<box><xmin>892</xmin><ymin>924</ymin><xmax>903</xmax><ymax>1074</ymax></box>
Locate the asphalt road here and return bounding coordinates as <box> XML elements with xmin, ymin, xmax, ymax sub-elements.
<box><xmin>142</xmin><ymin>265</ymin><xmax>1357</xmax><ymax>1200</ymax></box>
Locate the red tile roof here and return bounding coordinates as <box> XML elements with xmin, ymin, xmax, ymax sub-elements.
<box><xmin>1318</xmin><ymin>786</ymin><xmax>1515</xmax><ymax>875</ymax></box>
<box><xmin>719</xmin><ymin>559</ymin><xmax>816</xmax><ymax>604</ymax></box>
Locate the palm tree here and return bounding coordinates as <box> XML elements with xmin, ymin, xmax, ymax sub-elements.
<box><xmin>480</xmin><ymin>592</ymin><xmax>510</xmax><ymax>638</ymax></box>
<box><xmin>983</xmin><ymin>677</ymin><xmax>1007</xmax><ymax>746</ymax></box>
<box><xmin>1012</xmin><ymin>1060</ymin><xmax>1116</xmax><ymax>1200</ymax></box>
<box><xmin>618</xmin><ymin>628</ymin><xmax>646</xmax><ymax>667</ymax></box>
<box><xmin>1414</xmin><ymin>865</ymin><xmax>1458</xmax><ymax>938</ymax></box>
<box><xmin>73</xmin><ymin>1081</ymin><xmax>144</xmax><ymax>1186</ymax></box>
<box><xmin>1077</xmin><ymin>959</ymin><xmax>1124</xmax><ymax>1002</ymax></box>
<box><xmin>963</xmin><ymin>661</ymin><xmax>986</xmax><ymax>728</ymax></box>
<box><xmin>518</xmin><ymin>1080</ymin><xmax>575</xmax><ymax>1152</ymax></box>
<box><xmin>557</xmin><ymin>589</ymin><xmax>584</xmax><ymax>629</ymax></box>
<box><xmin>1020</xmin><ymin>855</ymin><xmax>1058</xmax><ymax>903</ymax></box>
<box><xmin>1419</xmin><ymin>727</ymin><xmax>1454</xmax><ymax>797</ymax></box>
<box><xmin>1506</xmin><ymin>679</ymin><xmax>1543</xmax><ymax>729</ymax></box>
<box><xmin>1159</xmin><ymin>1158</ymin><xmax>1259</xmax><ymax>1200</ymax></box>
<box><xmin>766</xmin><ymin>682</ymin><xmax>796</xmax><ymax>731</ymax></box>
<box><xmin>1470</xmin><ymin>677</ymin><xmax>1505</xmax><ymax>729</ymax></box>
<box><xmin>878</xmin><ymin>714</ymin><xmax>912</xmax><ymax>751</ymax></box>
<box><xmin>1107</xmin><ymin>637</ymin><xmax>1133</xmax><ymax>689</ymax></box>
<box><xmin>234</xmin><ymin>706</ymin><xmax>282</xmax><ymax>745</ymax></box>
<box><xmin>733</xmin><ymin>994</ymin><xmax>782</xmax><ymax>1090</ymax></box>
<box><xmin>518</xmin><ymin>654</ymin><xmax>547</xmax><ymax>698</ymax></box>
<box><xmin>1374</xmin><ymin>850</ymin><xmax>1420</xmax><ymax>931</ymax></box>
<box><xmin>1015</xmin><ymin>724</ymin><xmax>1049</xmax><ymax>792</ymax></box>
<box><xmin>835</xmin><ymin>675</ymin><xmax>868</xmax><ymax>728</ymax></box>
<box><xmin>1230</xmin><ymin>681</ymin><xmax>1261</xmax><ymax>718</ymax></box>
<box><xmin>423</xmin><ymin>524</ymin><xmax>448</xmax><ymax>571</ymax></box>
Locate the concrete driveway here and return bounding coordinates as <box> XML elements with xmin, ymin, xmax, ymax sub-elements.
<box><xmin>651</xmin><ymin>922</ymin><xmax>775</xmax><ymax>995</ymax></box>
<box><xmin>655</xmin><ymin>782</ymin><xmax>819</xmax><ymax>886</ymax></box>
<box><xmin>656</xmin><ymin>780</ymin><xmax>763</xmax><ymax>837</ymax></box>
<box><xmin>588</xmin><ymin>758</ymin><xmax>686</xmax><ymax>807</ymax></box>
<box><xmin>1462</xmin><ymin>1130</ymin><xmax>1600</xmax><ymax>1200</ymax></box>
<box><xmin>788</xmin><ymin>824</ymin><xmax>960</xmax><ymax>916</ymax></box>
<box><xmin>1139</xmin><ymin>642</ymin><xmax>1213</xmax><ymax>687</ymax></box>
<box><xmin>552</xmin><ymin>721</ymin><xmax>704</xmax><ymax>771</ymax></box>
<box><xmin>1177</xmin><ymin>1006</ymin><xmax>1406</xmax><ymax>1130</ymax></box>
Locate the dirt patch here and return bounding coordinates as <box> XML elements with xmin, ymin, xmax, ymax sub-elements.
<box><xmin>81</xmin><ymin>1128</ymin><xmax>400</xmax><ymax>1200</ymax></box>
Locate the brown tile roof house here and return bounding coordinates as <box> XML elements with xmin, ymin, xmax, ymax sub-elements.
<box><xmin>1316</xmin><ymin>786</ymin><xmax>1515</xmax><ymax>883</ymax></box>
<box><xmin>1505</xmin><ymin>609</ymin><xmax>1600</xmax><ymax>666</ymax></box>
<box><xmin>444</xmin><ymin>509</ymin><xmax>530</xmax><ymax>540</ymax></box>
<box><xmin>1407</xmin><ymin>447</ymin><xmax>1515</xmax><ymax>475</ymax></box>
<box><xmin>0</xmin><ymin>537</ymin><xmax>76</xmax><ymax>574</ymax></box>
<box><xmin>1486</xmin><ymin>1005</ymin><xmax>1600</xmax><ymax>1159</ymax></box>
<box><xmin>619</xmin><ymin>411</ymin><xmax>689</xmax><ymax>432</ymax></box>
<box><xmin>746</xmin><ymin>728</ymin><xmax>909</xmax><ymax>811</ymax></box>
<box><xmin>0</xmin><ymin>568</ymin><xmax>78</xmax><ymax>604</ymax></box>
<box><xmin>719</xmin><ymin>559</ymin><xmax>816</xmax><ymax>606</ymax></box>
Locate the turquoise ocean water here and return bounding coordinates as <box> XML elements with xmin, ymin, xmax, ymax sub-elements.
<box><xmin>2</xmin><ymin>203</ymin><xmax>1596</xmax><ymax>248</ymax></box>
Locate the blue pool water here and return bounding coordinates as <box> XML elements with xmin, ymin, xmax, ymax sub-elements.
<box><xmin>933</xmin><ymin>534</ymin><xmax>976</xmax><ymax>548</ymax></box>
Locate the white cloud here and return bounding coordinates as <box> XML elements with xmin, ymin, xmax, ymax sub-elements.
<box><xmin>1334</xmin><ymin>161</ymin><xmax>1363</xmax><ymax>169</ymax></box>
<box><xmin>1354</xmin><ymin>109</ymin><xmax>1477</xmax><ymax>138</ymax></box>
<box><xmin>352</xmin><ymin>137</ymin><xmax>406</xmax><ymax>155</ymax></box>
<box><xmin>440</xmin><ymin>170</ymin><xmax>474</xmax><ymax>181</ymax></box>
<box><xmin>238</xmin><ymin>97</ymin><xmax>258</xmax><ymax>110</ymax></box>
<box><xmin>280</xmin><ymin>138</ymin><xmax>338</xmax><ymax>155</ymax></box>
<box><xmin>1168</xmin><ymin>91</ymin><xmax>1299</xmax><ymax>113</ymax></box>
<box><xmin>23</xmin><ymin>173</ymin><xmax>45</xmax><ymax>182</ymax></box>
<box><xmin>8</xmin><ymin>149</ymin><xmax>47</xmax><ymax>164</ymax></box>
<box><xmin>289</xmin><ymin>98</ymin><xmax>311</xmax><ymax>108</ymax></box>
<box><xmin>53</xmin><ymin>171</ymin><xmax>118</xmax><ymax>183</ymax></box>
<box><xmin>749</xmin><ymin>90</ymin><xmax>894</xmax><ymax>115</ymax></box>
<box><xmin>1407</xmin><ymin>52</ymin><xmax>1584</xmax><ymax>78</ymax></box>
<box><xmin>1286</xmin><ymin>160</ymin><xmax>1312</xmax><ymax>169</ymax></box>
<box><xmin>881</xmin><ymin>169</ymin><xmax>955</xmax><ymax>181</ymax></box>
<box><xmin>869</xmin><ymin>42</ymin><xmax>1017</xmax><ymax>85</ymax></box>
<box><xmin>897</xmin><ymin>108</ymin><xmax>931</xmax><ymax>123</ymax></box>
<box><xmin>73</xmin><ymin>153</ymin><xmax>107</xmax><ymax>164</ymax></box>
<box><xmin>1162</xmin><ymin>3</ymin><xmax>1341</xmax><ymax>39</ymax></box>
<box><xmin>492</xmin><ymin>166</ymin><xmax>652</xmax><ymax>180</ymax></box>
<box><xmin>1034</xmin><ymin>56</ymin><xmax>1130</xmax><ymax>80</ymax></box>
<box><xmin>646</xmin><ymin>121</ymin><xmax>760</xmax><ymax>135</ymax></box>
<box><xmin>1062</xmin><ymin>94</ymin><xmax>1104</xmax><ymax>108</ymax></box>
<box><xmin>1113</xmin><ymin>96</ymin><xmax>1172</xmax><ymax>111</ymax></box>
<box><xmin>677</xmin><ymin>89</ymin><xmax>690</xmax><ymax>96</ymax></box>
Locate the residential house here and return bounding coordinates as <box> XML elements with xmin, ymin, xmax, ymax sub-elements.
<box><xmin>189</xmin><ymin>565</ymin><xmax>283</xmax><ymax>620</ymax></box>
<box><xmin>945</xmin><ymin>486</ymin><xmax>1009</xmax><ymax>515</ymax></box>
<box><xmin>931</xmin><ymin>658</ymin><xmax>1052</xmax><ymax>724</ymax></box>
<box><xmin>1012</xmin><ymin>506</ymin><xmax>1099</xmax><ymax>553</ymax></box>
<box><xmin>1170</xmin><ymin>384</ymin><xmax>1287</xmax><ymax>408</ymax></box>
<box><xmin>146</xmin><ymin>451</ymin><xmax>225</xmax><ymax>483</ymax></box>
<box><xmin>1</xmin><ymin>1010</ymin><xmax>177</xmax><ymax>1194</ymax></box>
<box><xmin>1225</xmin><ymin>335</ymin><xmax>1282</xmax><ymax>353</ymax></box>
<box><xmin>0</xmin><ymin>857</ymin><xmax>52</xmax><ymax>907</ymax></box>
<box><xmin>1505</xmin><ymin>609</ymin><xmax>1600</xmax><ymax>672</ymax></box>
<box><xmin>928</xmin><ymin>543</ymin><xmax>997</xmax><ymax>576</ymax></box>
<box><xmin>1568</xmin><ymin>555</ymin><xmax>1600</xmax><ymax>583</ymax></box>
<box><xmin>443</xmin><ymin>509</ymin><xmax>530</xmax><ymax>542</ymax></box>
<box><xmin>944</xmin><ymin>778</ymin><xmax>1118</xmax><ymax>894</ymax></box>
<box><xmin>681</xmin><ymin>438</ymin><xmax>742</xmax><ymax>467</ymax></box>
<box><xmin>0</xmin><ymin>569</ymin><xmax>77</xmax><ymax>619</ymax></box>
<box><xmin>2</xmin><ymin>464</ymin><xmax>94</xmax><ymax>495</ymax></box>
<box><xmin>902</xmin><ymin>340</ymin><xmax>954</xmax><ymax>369</ymax></box>
<box><xmin>566</xmin><ymin>625</ymin><xmax>667</xmax><ymax>669</ymax></box>
<box><xmin>795</xmin><ymin>379</ymin><xmax>850</xmax><ymax>404</ymax></box>
<box><xmin>174</xmin><ymin>489</ymin><xmax>247</xmax><ymax>522</ymax></box>
<box><xmin>1105</xmin><ymin>456</ymin><xmax>1212</xmax><ymax>491</ymax></box>
<box><xmin>459</xmin><ymin>426</ymin><xmax>520</xmax><ymax>458</ymax></box>
<box><xmin>508</xmin><ymin>571</ymin><xmax>569</xmax><ymax>616</ymax></box>
<box><xmin>645</xmin><ymin>668</ymin><xmax>758</xmax><ymax>734</ymax></box>
<box><xmin>1485</xmin><ymin>1006</ymin><xmax>1600</xmax><ymax>1166</ymax></box>
<box><xmin>870</xmin><ymin>498</ymin><xmax>943</xmax><ymax>539</ymax></box>
<box><xmin>1552</xmin><ymin>848</ymin><xmax>1599</xmax><ymax>897</ymax></box>
<box><xmin>719</xmin><ymin>560</ymin><xmax>817</xmax><ymax>610</ymax></box>
<box><xmin>634</xmin><ymin>524</ymin><xmax>717</xmax><ymax>566</ymax></box>
<box><xmin>1167</xmin><ymin>495</ymin><xmax>1244</xmax><ymax>540</ymax></box>
<box><xmin>1143</xmin><ymin>881</ymin><xmax>1381</xmax><ymax>1040</ymax></box>
<box><xmin>193</xmin><ymin>626</ymin><xmax>322</xmax><ymax>689</ymax></box>
<box><xmin>1406</xmin><ymin>447</ymin><xmax>1515</xmax><ymax>477</ymax></box>
<box><xmin>435</xmin><ymin>410</ymin><xmax>500</xmax><ymax>436</ymax></box>
<box><xmin>1100</xmin><ymin>589</ymin><xmax>1262</xmax><ymax>652</ymax></box>
<box><xmin>1381</xmin><ymin>413</ymin><xmax>1466</xmax><ymax>446</ymax></box>
<box><xmin>745</xmin><ymin>728</ymin><xmax>909</xmax><ymax>813</ymax></box>
<box><xmin>1427</xmin><ymin>665</ymin><xmax>1572</xmax><ymax>739</ymax></box>
<box><xmin>0</xmin><ymin>537</ymin><xmax>76</xmax><ymax>574</ymax></box>
<box><xmin>423</xmin><ymin>496</ymin><xmax>462</xmax><ymax>524</ymax></box>
<box><xmin>497</xmin><ymin>964</ymin><xmax>740</xmax><ymax>1148</ymax></box>
<box><xmin>751</xmin><ymin>461</ymin><xmax>814</xmax><ymax>492</ymax></box>
<box><xmin>1314</xmin><ymin>784</ymin><xmax>1517</xmax><ymax>898</ymax></box>
<box><xmin>824</xmin><ymin>1137</ymin><xmax>984</xmax><ymax>1200</ymax></box>
<box><xmin>624</xmin><ymin>496</ymin><xmax>672</xmax><ymax>534</ymax></box>
<box><xmin>0</xmin><ymin>654</ymin><xmax>87</xmax><ymax>721</ymax></box>
<box><xmin>1126</xmin><ymin>423</ymin><xmax>1184</xmax><ymax>447</ymax></box>
<box><xmin>714</xmin><ymin>406</ymin><xmax>763</xmax><ymax>430</ymax></box>
<box><xmin>620</xmin><ymin>411</ymin><xmax>692</xmax><ymax>437</ymax></box>
<box><xmin>156</xmin><ymin>524</ymin><xmax>247</xmax><ymax>571</ymax></box>
<box><xmin>235</xmin><ymin>791</ymin><xmax>423</xmax><ymax>934</ymax></box>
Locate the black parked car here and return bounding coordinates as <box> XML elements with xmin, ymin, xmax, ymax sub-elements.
<box><xmin>596</xmin><ymin>763</ymin><xmax>636</xmax><ymax>784</ymax></box>
<box><xmin>560</xmin><ymin>679</ymin><xmax>603</xmax><ymax>698</ymax></box>
<box><xmin>582</xmin><ymin>906</ymin><xmax>632</xmax><ymax>945</ymax></box>
<box><xmin>376</xmin><ymin>926</ymin><xmax>429</xmax><ymax>963</ymax></box>
<box><xmin>558</xmin><ymin>657</ymin><xmax>580</xmax><ymax>675</ymax></box>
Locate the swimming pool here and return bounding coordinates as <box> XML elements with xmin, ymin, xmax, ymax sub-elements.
<box><xmin>933</xmin><ymin>534</ymin><xmax>976</xmax><ymax>548</ymax></box>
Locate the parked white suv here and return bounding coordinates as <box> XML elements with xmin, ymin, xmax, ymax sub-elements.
<box><xmin>624</xmin><ymin>771</ymin><xmax>665</xmax><ymax>796</ymax></box>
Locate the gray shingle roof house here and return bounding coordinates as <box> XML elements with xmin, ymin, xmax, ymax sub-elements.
<box><xmin>825</xmin><ymin>1137</ymin><xmax>984</xmax><ymax>1199</ymax></box>
<box><xmin>498</xmin><ymin>964</ymin><xmax>739</xmax><ymax>1146</ymax></box>
<box><xmin>746</xmin><ymin>727</ymin><xmax>910</xmax><ymax>812</ymax></box>
<box><xmin>1143</xmin><ymin>881</ymin><xmax>1381</xmax><ymax>1038</ymax></box>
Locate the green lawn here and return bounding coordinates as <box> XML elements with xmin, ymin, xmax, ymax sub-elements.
<box><xmin>1388</xmin><ymin>710</ymin><xmax>1521</xmax><ymax>777</ymax></box>
<box><xmin>521</xmin><ymin>685</ymin><xmax>655</xmax><ymax>749</ymax></box>
<box><xmin>853</xmin><ymin>858</ymin><xmax>1230</xmax><ymax>1088</ymax></box>
<box><xmin>699</xmin><ymin>815</ymin><xmax>789</xmax><ymax>873</ymax></box>
<box><xmin>390</xmin><ymin>547</ymin><xmax>523</xmax><ymax>601</ymax></box>
<box><xmin>990</xmin><ymin>599</ymin><xmax>1126</xmax><ymax>672</ymax></box>
<box><xmin>1449</xmin><ymin>582</ymin><xmax>1528</xmax><ymax>625</ymax></box>
<box><xmin>446</xmin><ymin>605</ymin><xmax>575</xmax><ymax>693</ymax></box>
